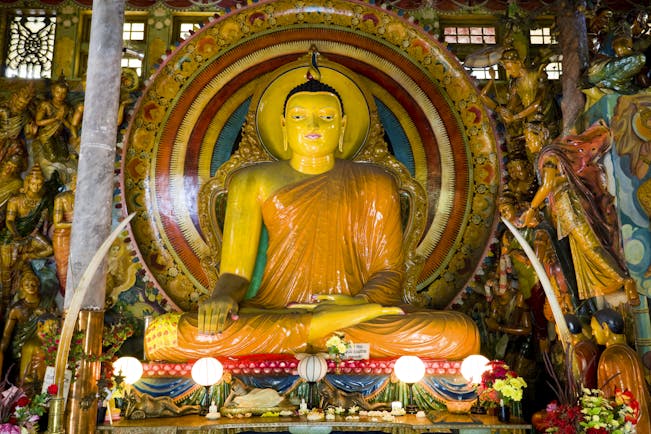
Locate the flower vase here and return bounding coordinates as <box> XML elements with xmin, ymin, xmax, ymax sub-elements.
<box><xmin>96</xmin><ymin>405</ymin><xmax>108</xmax><ymax>425</ymax></box>
<box><xmin>498</xmin><ymin>404</ymin><xmax>510</xmax><ymax>422</ymax></box>
<box><xmin>47</xmin><ymin>397</ymin><xmax>66</xmax><ymax>434</ymax></box>
<box><xmin>334</xmin><ymin>358</ymin><xmax>342</xmax><ymax>375</ymax></box>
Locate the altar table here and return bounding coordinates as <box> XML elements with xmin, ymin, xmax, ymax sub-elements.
<box><xmin>96</xmin><ymin>412</ymin><xmax>532</xmax><ymax>434</ymax></box>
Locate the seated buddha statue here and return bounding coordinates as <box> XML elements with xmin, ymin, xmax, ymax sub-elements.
<box><xmin>591</xmin><ymin>308</ymin><xmax>650</xmax><ymax>433</ymax></box>
<box><xmin>144</xmin><ymin>53</ymin><xmax>480</xmax><ymax>362</ymax></box>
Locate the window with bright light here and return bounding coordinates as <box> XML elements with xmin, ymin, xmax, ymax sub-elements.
<box><xmin>5</xmin><ymin>14</ymin><xmax>56</xmax><ymax>79</ymax></box>
<box><xmin>530</xmin><ymin>27</ymin><xmax>555</xmax><ymax>45</ymax></box>
<box><xmin>443</xmin><ymin>26</ymin><xmax>496</xmax><ymax>45</ymax></box>
<box><xmin>172</xmin><ymin>15</ymin><xmax>214</xmax><ymax>42</ymax></box>
<box><xmin>545</xmin><ymin>55</ymin><xmax>562</xmax><ymax>80</ymax></box>
<box><xmin>122</xmin><ymin>21</ymin><xmax>145</xmax><ymax>76</ymax></box>
<box><xmin>179</xmin><ymin>22</ymin><xmax>197</xmax><ymax>40</ymax></box>
<box><xmin>123</xmin><ymin>22</ymin><xmax>145</xmax><ymax>42</ymax></box>
<box><xmin>464</xmin><ymin>65</ymin><xmax>499</xmax><ymax>80</ymax></box>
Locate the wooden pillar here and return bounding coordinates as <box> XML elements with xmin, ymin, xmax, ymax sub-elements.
<box><xmin>556</xmin><ymin>0</ymin><xmax>589</xmax><ymax>135</ymax></box>
<box><xmin>64</xmin><ymin>1</ymin><xmax>125</xmax><ymax>433</ymax></box>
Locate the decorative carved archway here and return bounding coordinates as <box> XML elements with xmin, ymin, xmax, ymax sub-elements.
<box><xmin>121</xmin><ymin>0</ymin><xmax>499</xmax><ymax>312</ymax></box>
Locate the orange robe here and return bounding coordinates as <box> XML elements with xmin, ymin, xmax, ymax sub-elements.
<box><xmin>598</xmin><ymin>344</ymin><xmax>651</xmax><ymax>434</ymax></box>
<box><xmin>145</xmin><ymin>161</ymin><xmax>479</xmax><ymax>361</ymax></box>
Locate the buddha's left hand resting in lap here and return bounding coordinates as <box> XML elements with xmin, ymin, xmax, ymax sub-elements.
<box><xmin>144</xmin><ymin>63</ymin><xmax>480</xmax><ymax>362</ymax></box>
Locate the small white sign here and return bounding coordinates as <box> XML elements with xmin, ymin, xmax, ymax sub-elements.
<box><xmin>42</xmin><ymin>366</ymin><xmax>73</xmax><ymax>405</ymax></box>
<box><xmin>344</xmin><ymin>343</ymin><xmax>370</xmax><ymax>360</ymax></box>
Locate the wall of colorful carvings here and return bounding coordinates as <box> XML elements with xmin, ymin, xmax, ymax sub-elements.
<box><xmin>0</xmin><ymin>0</ymin><xmax>649</xmax><ymax>430</ymax></box>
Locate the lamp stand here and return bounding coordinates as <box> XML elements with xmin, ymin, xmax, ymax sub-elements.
<box><xmin>307</xmin><ymin>381</ymin><xmax>320</xmax><ymax>409</ymax></box>
<box><xmin>405</xmin><ymin>384</ymin><xmax>418</xmax><ymax>414</ymax></box>
<box><xmin>470</xmin><ymin>388</ymin><xmax>486</xmax><ymax>414</ymax></box>
<box><xmin>200</xmin><ymin>385</ymin><xmax>211</xmax><ymax>416</ymax></box>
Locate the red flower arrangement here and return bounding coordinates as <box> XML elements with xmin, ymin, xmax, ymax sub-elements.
<box><xmin>0</xmin><ymin>375</ymin><xmax>57</xmax><ymax>433</ymax></box>
<box><xmin>537</xmin><ymin>387</ymin><xmax>639</xmax><ymax>434</ymax></box>
<box><xmin>477</xmin><ymin>360</ymin><xmax>527</xmax><ymax>407</ymax></box>
<box><xmin>537</xmin><ymin>401</ymin><xmax>583</xmax><ymax>434</ymax></box>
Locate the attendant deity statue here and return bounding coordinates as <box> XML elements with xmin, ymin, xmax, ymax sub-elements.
<box><xmin>505</xmin><ymin>157</ymin><xmax>537</xmax><ymax>203</ymax></box>
<box><xmin>33</xmin><ymin>75</ymin><xmax>81</xmax><ymax>182</ymax></box>
<box><xmin>480</xmin><ymin>47</ymin><xmax>558</xmax><ymax>162</ymax></box>
<box><xmin>586</xmin><ymin>35</ymin><xmax>646</xmax><ymax>96</ymax></box>
<box><xmin>586</xmin><ymin>7</ymin><xmax>615</xmax><ymax>56</ymax></box>
<box><xmin>483</xmin><ymin>254</ymin><xmax>534</xmax><ymax>376</ymax></box>
<box><xmin>0</xmin><ymin>269</ymin><xmax>44</xmax><ymax>377</ymax></box>
<box><xmin>0</xmin><ymin>165</ymin><xmax>53</xmax><ymax>316</ymax></box>
<box><xmin>497</xmin><ymin>193</ymin><xmax>537</xmax><ymax>299</ymax></box>
<box><xmin>0</xmin><ymin>83</ymin><xmax>35</xmax><ymax>173</ymax></box>
<box><xmin>591</xmin><ymin>308</ymin><xmax>650</xmax><ymax>434</ymax></box>
<box><xmin>19</xmin><ymin>313</ymin><xmax>58</xmax><ymax>393</ymax></box>
<box><xmin>522</xmin><ymin>122</ymin><xmax>638</xmax><ymax>307</ymax></box>
<box><xmin>145</xmin><ymin>54</ymin><xmax>480</xmax><ymax>361</ymax></box>
<box><xmin>0</xmin><ymin>155</ymin><xmax>25</xmax><ymax>218</ymax></box>
<box><xmin>52</xmin><ymin>174</ymin><xmax>75</xmax><ymax>294</ymax></box>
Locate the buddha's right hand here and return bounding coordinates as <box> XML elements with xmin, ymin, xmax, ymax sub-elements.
<box><xmin>198</xmin><ymin>273</ymin><xmax>249</xmax><ymax>335</ymax></box>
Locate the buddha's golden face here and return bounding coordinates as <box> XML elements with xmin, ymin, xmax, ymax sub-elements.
<box><xmin>282</xmin><ymin>91</ymin><xmax>346</xmax><ymax>158</ymax></box>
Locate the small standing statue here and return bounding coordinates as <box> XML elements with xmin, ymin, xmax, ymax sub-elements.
<box><xmin>33</xmin><ymin>74</ymin><xmax>81</xmax><ymax>182</ymax></box>
<box><xmin>480</xmin><ymin>47</ymin><xmax>559</xmax><ymax>162</ymax></box>
<box><xmin>0</xmin><ymin>165</ymin><xmax>53</xmax><ymax>315</ymax></box>
<box><xmin>0</xmin><ymin>83</ymin><xmax>35</xmax><ymax>173</ymax></box>
<box><xmin>0</xmin><ymin>269</ymin><xmax>43</xmax><ymax>377</ymax></box>
<box><xmin>0</xmin><ymin>155</ymin><xmax>25</xmax><ymax>216</ymax></box>
<box><xmin>52</xmin><ymin>173</ymin><xmax>75</xmax><ymax>295</ymax></box>
<box><xmin>19</xmin><ymin>312</ymin><xmax>58</xmax><ymax>393</ymax></box>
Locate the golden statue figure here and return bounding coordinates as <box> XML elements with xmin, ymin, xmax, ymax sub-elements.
<box><xmin>33</xmin><ymin>75</ymin><xmax>81</xmax><ymax>182</ymax></box>
<box><xmin>19</xmin><ymin>313</ymin><xmax>58</xmax><ymax>392</ymax></box>
<box><xmin>145</xmin><ymin>50</ymin><xmax>480</xmax><ymax>361</ymax></box>
<box><xmin>591</xmin><ymin>308</ymin><xmax>650</xmax><ymax>434</ymax></box>
<box><xmin>0</xmin><ymin>269</ymin><xmax>44</xmax><ymax>378</ymax></box>
<box><xmin>522</xmin><ymin>122</ymin><xmax>638</xmax><ymax>307</ymax></box>
<box><xmin>52</xmin><ymin>174</ymin><xmax>75</xmax><ymax>295</ymax></box>
<box><xmin>0</xmin><ymin>83</ymin><xmax>35</xmax><ymax>174</ymax></box>
<box><xmin>0</xmin><ymin>155</ymin><xmax>25</xmax><ymax>218</ymax></box>
<box><xmin>480</xmin><ymin>47</ymin><xmax>558</xmax><ymax>161</ymax></box>
<box><xmin>0</xmin><ymin>165</ymin><xmax>53</xmax><ymax>315</ymax></box>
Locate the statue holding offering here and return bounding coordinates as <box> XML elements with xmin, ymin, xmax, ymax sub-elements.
<box><xmin>145</xmin><ymin>50</ymin><xmax>480</xmax><ymax>361</ymax></box>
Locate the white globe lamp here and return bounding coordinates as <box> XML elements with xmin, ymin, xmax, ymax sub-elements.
<box><xmin>297</xmin><ymin>354</ymin><xmax>328</xmax><ymax>408</ymax></box>
<box><xmin>461</xmin><ymin>354</ymin><xmax>490</xmax><ymax>414</ymax></box>
<box><xmin>393</xmin><ymin>356</ymin><xmax>426</xmax><ymax>414</ymax></box>
<box><xmin>460</xmin><ymin>354</ymin><xmax>489</xmax><ymax>385</ymax></box>
<box><xmin>191</xmin><ymin>357</ymin><xmax>224</xmax><ymax>415</ymax></box>
<box><xmin>112</xmin><ymin>356</ymin><xmax>143</xmax><ymax>385</ymax></box>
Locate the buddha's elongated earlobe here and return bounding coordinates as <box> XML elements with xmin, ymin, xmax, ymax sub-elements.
<box><xmin>281</xmin><ymin>115</ymin><xmax>288</xmax><ymax>152</ymax></box>
<box><xmin>339</xmin><ymin>115</ymin><xmax>347</xmax><ymax>153</ymax></box>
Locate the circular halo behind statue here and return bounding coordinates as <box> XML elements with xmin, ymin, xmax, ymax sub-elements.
<box><xmin>120</xmin><ymin>0</ymin><xmax>500</xmax><ymax>311</ymax></box>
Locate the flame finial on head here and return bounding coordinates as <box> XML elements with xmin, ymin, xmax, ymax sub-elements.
<box><xmin>306</xmin><ymin>45</ymin><xmax>321</xmax><ymax>81</ymax></box>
